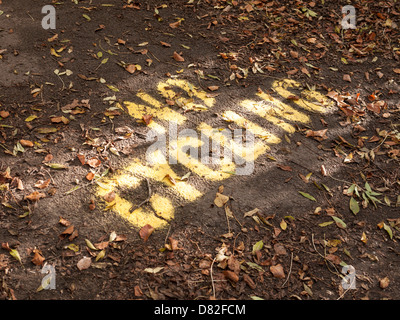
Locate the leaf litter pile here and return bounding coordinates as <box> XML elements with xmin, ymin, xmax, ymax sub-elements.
<box><xmin>0</xmin><ymin>0</ymin><xmax>400</xmax><ymax>300</ymax></box>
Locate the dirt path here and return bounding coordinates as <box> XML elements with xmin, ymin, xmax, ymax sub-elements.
<box><xmin>0</xmin><ymin>0</ymin><xmax>400</xmax><ymax>301</ymax></box>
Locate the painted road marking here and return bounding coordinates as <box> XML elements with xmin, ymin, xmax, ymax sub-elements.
<box><xmin>97</xmin><ymin>79</ymin><xmax>333</xmax><ymax>229</ymax></box>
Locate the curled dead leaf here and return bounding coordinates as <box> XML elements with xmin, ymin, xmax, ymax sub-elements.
<box><xmin>270</xmin><ymin>264</ymin><xmax>285</xmax><ymax>279</ymax></box>
<box><xmin>173</xmin><ymin>51</ymin><xmax>184</xmax><ymax>62</ymax></box>
<box><xmin>25</xmin><ymin>191</ymin><xmax>46</xmax><ymax>201</ymax></box>
<box><xmin>139</xmin><ymin>224</ymin><xmax>154</xmax><ymax>242</ymax></box>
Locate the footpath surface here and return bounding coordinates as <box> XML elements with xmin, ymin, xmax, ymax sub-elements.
<box><xmin>0</xmin><ymin>0</ymin><xmax>400</xmax><ymax>300</ymax></box>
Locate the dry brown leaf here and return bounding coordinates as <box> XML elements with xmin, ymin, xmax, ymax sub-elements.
<box><xmin>77</xmin><ymin>256</ymin><xmax>92</xmax><ymax>270</ymax></box>
<box><xmin>31</xmin><ymin>249</ymin><xmax>45</xmax><ymax>266</ymax></box>
<box><xmin>125</xmin><ymin>64</ymin><xmax>136</xmax><ymax>74</ymax></box>
<box><xmin>214</xmin><ymin>192</ymin><xmax>229</xmax><ymax>207</ymax></box>
<box><xmin>277</xmin><ymin>164</ymin><xmax>293</xmax><ymax>172</ymax></box>
<box><xmin>169</xmin><ymin>20</ymin><xmax>181</xmax><ymax>29</ymax></box>
<box><xmin>86</xmin><ymin>158</ymin><xmax>101</xmax><ymax>168</ymax></box>
<box><xmin>160</xmin><ymin>41</ymin><xmax>171</xmax><ymax>47</ymax></box>
<box><xmin>139</xmin><ymin>224</ymin><xmax>154</xmax><ymax>242</ymax></box>
<box><xmin>20</xmin><ymin>140</ymin><xmax>33</xmax><ymax>147</ymax></box>
<box><xmin>208</xmin><ymin>86</ymin><xmax>219</xmax><ymax>91</ymax></box>
<box><xmin>34</xmin><ymin>179</ymin><xmax>51</xmax><ymax>189</ymax></box>
<box><xmin>270</xmin><ymin>264</ymin><xmax>285</xmax><ymax>279</ymax></box>
<box><xmin>25</xmin><ymin>191</ymin><xmax>46</xmax><ymax>201</ymax></box>
<box><xmin>380</xmin><ymin>276</ymin><xmax>390</xmax><ymax>289</ymax></box>
<box><xmin>223</xmin><ymin>270</ymin><xmax>239</xmax><ymax>282</ymax></box>
<box><xmin>173</xmin><ymin>51</ymin><xmax>184</xmax><ymax>62</ymax></box>
<box><xmin>142</xmin><ymin>114</ymin><xmax>153</xmax><ymax>125</ymax></box>
<box><xmin>77</xmin><ymin>153</ymin><xmax>86</xmax><ymax>165</ymax></box>
<box><xmin>86</xmin><ymin>172</ymin><xmax>95</xmax><ymax>181</ymax></box>
<box><xmin>43</xmin><ymin>154</ymin><xmax>53</xmax><ymax>163</ymax></box>
<box><xmin>103</xmin><ymin>191</ymin><xmax>116</xmax><ymax>203</ymax></box>
<box><xmin>305</xmin><ymin>129</ymin><xmax>328</xmax><ymax>141</ymax></box>
<box><xmin>343</xmin><ymin>74</ymin><xmax>351</xmax><ymax>82</ymax></box>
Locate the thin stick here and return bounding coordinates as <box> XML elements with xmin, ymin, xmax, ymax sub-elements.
<box><xmin>210</xmin><ymin>257</ymin><xmax>217</xmax><ymax>299</ymax></box>
<box><xmin>129</xmin><ymin>178</ymin><xmax>152</xmax><ymax>213</ymax></box>
<box><xmin>281</xmin><ymin>252</ymin><xmax>294</xmax><ymax>288</ymax></box>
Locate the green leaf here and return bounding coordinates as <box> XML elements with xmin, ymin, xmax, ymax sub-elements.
<box><xmin>319</xmin><ymin>221</ymin><xmax>334</xmax><ymax>227</ymax></box>
<box><xmin>298</xmin><ymin>191</ymin><xmax>316</xmax><ymax>201</ymax></box>
<box><xmin>252</xmin><ymin>240</ymin><xmax>263</xmax><ymax>254</ymax></box>
<box><xmin>347</xmin><ymin>184</ymin><xmax>356</xmax><ymax>195</ymax></box>
<box><xmin>332</xmin><ymin>216</ymin><xmax>347</xmax><ymax>229</ymax></box>
<box><xmin>349</xmin><ymin>197</ymin><xmax>360</xmax><ymax>215</ymax></box>
<box><xmin>383</xmin><ymin>223</ymin><xmax>393</xmax><ymax>239</ymax></box>
<box><xmin>246</xmin><ymin>261</ymin><xmax>264</xmax><ymax>272</ymax></box>
<box><xmin>45</xmin><ymin>163</ymin><xmax>68</xmax><ymax>170</ymax></box>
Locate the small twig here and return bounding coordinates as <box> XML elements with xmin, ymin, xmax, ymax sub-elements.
<box><xmin>42</xmin><ymin>167</ymin><xmax>55</xmax><ymax>185</ymax></box>
<box><xmin>210</xmin><ymin>257</ymin><xmax>217</xmax><ymax>299</ymax></box>
<box><xmin>129</xmin><ymin>178</ymin><xmax>152</xmax><ymax>213</ymax></box>
<box><xmin>281</xmin><ymin>252</ymin><xmax>294</xmax><ymax>288</ymax></box>
<box><xmin>164</xmin><ymin>224</ymin><xmax>172</xmax><ymax>245</ymax></box>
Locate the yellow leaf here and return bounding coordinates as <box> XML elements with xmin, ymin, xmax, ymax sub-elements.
<box><xmin>10</xmin><ymin>249</ymin><xmax>22</xmax><ymax>263</ymax></box>
<box><xmin>50</xmin><ymin>47</ymin><xmax>61</xmax><ymax>57</ymax></box>
<box><xmin>280</xmin><ymin>219</ymin><xmax>287</xmax><ymax>230</ymax></box>
<box><xmin>361</xmin><ymin>232</ymin><xmax>367</xmax><ymax>244</ymax></box>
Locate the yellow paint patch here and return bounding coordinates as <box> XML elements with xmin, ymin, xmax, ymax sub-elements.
<box><xmin>158</xmin><ymin>79</ymin><xmax>215</xmax><ymax>110</ymax></box>
<box><xmin>198</xmin><ymin>122</ymin><xmax>272</xmax><ymax>163</ymax></box>
<box><xmin>240</xmin><ymin>100</ymin><xmax>296</xmax><ymax>133</ymax></box>
<box><xmin>130</xmin><ymin>94</ymin><xmax>187</xmax><ymax>124</ymax></box>
<box><xmin>256</xmin><ymin>91</ymin><xmax>310</xmax><ymax>123</ymax></box>
<box><xmin>96</xmin><ymin>78</ymin><xmax>334</xmax><ymax>230</ymax></box>
<box><xmin>272</xmin><ymin>79</ymin><xmax>333</xmax><ymax>113</ymax></box>
<box><xmin>125</xmin><ymin>154</ymin><xmax>203</xmax><ymax>202</ymax></box>
<box><xmin>221</xmin><ymin>111</ymin><xmax>282</xmax><ymax>145</ymax></box>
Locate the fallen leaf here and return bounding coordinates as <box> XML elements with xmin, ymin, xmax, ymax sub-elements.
<box><xmin>19</xmin><ymin>140</ymin><xmax>33</xmax><ymax>147</ymax></box>
<box><xmin>139</xmin><ymin>224</ymin><xmax>154</xmax><ymax>242</ymax></box>
<box><xmin>173</xmin><ymin>51</ymin><xmax>184</xmax><ymax>62</ymax></box>
<box><xmin>380</xmin><ymin>276</ymin><xmax>390</xmax><ymax>289</ymax></box>
<box><xmin>0</xmin><ymin>111</ymin><xmax>10</xmax><ymax>118</ymax></box>
<box><xmin>103</xmin><ymin>191</ymin><xmax>116</xmax><ymax>203</ymax></box>
<box><xmin>142</xmin><ymin>114</ymin><xmax>153</xmax><ymax>125</ymax></box>
<box><xmin>305</xmin><ymin>129</ymin><xmax>328</xmax><ymax>141</ymax></box>
<box><xmin>144</xmin><ymin>266</ymin><xmax>164</xmax><ymax>273</ymax></box>
<box><xmin>25</xmin><ymin>191</ymin><xmax>46</xmax><ymax>201</ymax></box>
<box><xmin>214</xmin><ymin>192</ymin><xmax>229</xmax><ymax>207</ymax></box>
<box><xmin>34</xmin><ymin>179</ymin><xmax>51</xmax><ymax>189</ymax></box>
<box><xmin>86</xmin><ymin>172</ymin><xmax>95</xmax><ymax>181</ymax></box>
<box><xmin>208</xmin><ymin>86</ymin><xmax>219</xmax><ymax>91</ymax></box>
<box><xmin>77</xmin><ymin>256</ymin><xmax>92</xmax><ymax>270</ymax></box>
<box><xmin>86</xmin><ymin>158</ymin><xmax>101</xmax><ymax>168</ymax></box>
<box><xmin>223</xmin><ymin>270</ymin><xmax>239</xmax><ymax>282</ymax></box>
<box><xmin>160</xmin><ymin>41</ymin><xmax>171</xmax><ymax>47</ymax></box>
<box><xmin>125</xmin><ymin>64</ymin><xmax>136</xmax><ymax>74</ymax></box>
<box><xmin>31</xmin><ymin>249</ymin><xmax>45</xmax><ymax>266</ymax></box>
<box><xmin>343</xmin><ymin>74</ymin><xmax>351</xmax><ymax>82</ymax></box>
<box><xmin>277</xmin><ymin>164</ymin><xmax>293</xmax><ymax>171</ymax></box>
<box><xmin>349</xmin><ymin>197</ymin><xmax>360</xmax><ymax>215</ymax></box>
<box><xmin>270</xmin><ymin>264</ymin><xmax>285</xmax><ymax>279</ymax></box>
<box><xmin>298</xmin><ymin>191</ymin><xmax>316</xmax><ymax>201</ymax></box>
<box><xmin>252</xmin><ymin>240</ymin><xmax>263</xmax><ymax>254</ymax></box>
